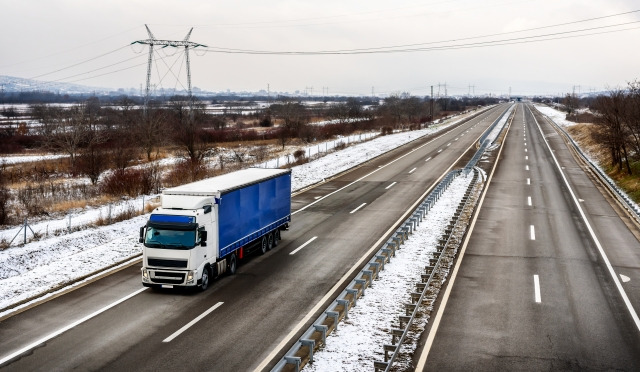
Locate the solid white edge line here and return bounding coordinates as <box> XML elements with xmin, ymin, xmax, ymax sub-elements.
<box><xmin>349</xmin><ymin>203</ymin><xmax>367</xmax><ymax>214</ymax></box>
<box><xmin>255</xmin><ymin>107</ymin><xmax>507</xmax><ymax>372</ymax></box>
<box><xmin>385</xmin><ymin>182</ymin><xmax>397</xmax><ymax>190</ymax></box>
<box><xmin>289</xmin><ymin>236</ymin><xmax>318</xmax><ymax>255</ymax></box>
<box><xmin>530</xmin><ymin>225</ymin><xmax>536</xmax><ymax>240</ymax></box>
<box><xmin>0</xmin><ymin>287</ymin><xmax>147</xmax><ymax>365</ymax></box>
<box><xmin>529</xmin><ymin>105</ymin><xmax>640</xmax><ymax>331</ymax></box>
<box><xmin>414</xmin><ymin>104</ymin><xmax>514</xmax><ymax>371</ymax></box>
<box><xmin>534</xmin><ymin>275</ymin><xmax>541</xmax><ymax>303</ymax></box>
<box><xmin>163</xmin><ymin>302</ymin><xmax>224</xmax><ymax>343</ymax></box>
<box><xmin>409</xmin><ymin>167</ymin><xmax>417</xmax><ymax>174</ymax></box>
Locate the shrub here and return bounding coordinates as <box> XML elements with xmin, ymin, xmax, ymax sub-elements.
<box><xmin>100</xmin><ymin>168</ymin><xmax>157</xmax><ymax>197</ymax></box>
<box><xmin>381</xmin><ymin>126</ymin><xmax>394</xmax><ymax>136</ymax></box>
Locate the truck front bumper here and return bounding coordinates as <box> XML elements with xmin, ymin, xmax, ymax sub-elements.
<box><xmin>142</xmin><ymin>268</ymin><xmax>197</xmax><ymax>286</ymax></box>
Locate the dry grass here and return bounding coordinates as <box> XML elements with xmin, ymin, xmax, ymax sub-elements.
<box><xmin>568</xmin><ymin>123</ymin><xmax>640</xmax><ymax>203</ymax></box>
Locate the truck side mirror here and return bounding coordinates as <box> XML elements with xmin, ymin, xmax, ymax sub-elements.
<box><xmin>139</xmin><ymin>226</ymin><xmax>145</xmax><ymax>243</ymax></box>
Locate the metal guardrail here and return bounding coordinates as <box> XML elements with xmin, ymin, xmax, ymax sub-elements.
<box><xmin>530</xmin><ymin>105</ymin><xmax>640</xmax><ymax>223</ymax></box>
<box><xmin>464</xmin><ymin>103</ymin><xmax>514</xmax><ymax>175</ymax></box>
<box><xmin>271</xmin><ymin>170</ymin><xmax>463</xmax><ymax>372</ymax></box>
<box><xmin>373</xmin><ymin>167</ymin><xmax>481</xmax><ymax>372</ymax></box>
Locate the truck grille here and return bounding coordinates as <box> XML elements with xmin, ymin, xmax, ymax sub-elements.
<box><xmin>151</xmin><ymin>271</ymin><xmax>186</xmax><ymax>284</ymax></box>
<box><xmin>148</xmin><ymin>258</ymin><xmax>188</xmax><ymax>269</ymax></box>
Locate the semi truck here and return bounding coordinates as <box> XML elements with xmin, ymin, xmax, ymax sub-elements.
<box><xmin>139</xmin><ymin>168</ymin><xmax>291</xmax><ymax>291</ymax></box>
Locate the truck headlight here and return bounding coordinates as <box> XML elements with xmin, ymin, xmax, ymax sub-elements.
<box><xmin>186</xmin><ymin>271</ymin><xmax>195</xmax><ymax>283</ymax></box>
<box><xmin>142</xmin><ymin>269</ymin><xmax>149</xmax><ymax>281</ymax></box>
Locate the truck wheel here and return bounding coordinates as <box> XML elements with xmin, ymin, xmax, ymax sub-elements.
<box><xmin>260</xmin><ymin>236</ymin><xmax>268</xmax><ymax>255</ymax></box>
<box><xmin>267</xmin><ymin>233</ymin><xmax>274</xmax><ymax>251</ymax></box>
<box><xmin>199</xmin><ymin>266</ymin><xmax>210</xmax><ymax>291</ymax></box>
<box><xmin>274</xmin><ymin>230</ymin><xmax>281</xmax><ymax>247</ymax></box>
<box><xmin>228</xmin><ymin>253</ymin><xmax>237</xmax><ymax>275</ymax></box>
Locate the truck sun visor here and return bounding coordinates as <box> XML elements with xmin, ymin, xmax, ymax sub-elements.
<box><xmin>149</xmin><ymin>214</ymin><xmax>196</xmax><ymax>224</ymax></box>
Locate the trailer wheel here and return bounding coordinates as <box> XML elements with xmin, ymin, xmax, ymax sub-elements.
<box><xmin>267</xmin><ymin>233</ymin><xmax>274</xmax><ymax>251</ymax></box>
<box><xmin>228</xmin><ymin>253</ymin><xmax>237</xmax><ymax>275</ymax></box>
<box><xmin>274</xmin><ymin>230</ymin><xmax>281</xmax><ymax>247</ymax></box>
<box><xmin>199</xmin><ymin>266</ymin><xmax>210</xmax><ymax>291</ymax></box>
<box><xmin>260</xmin><ymin>236</ymin><xmax>268</xmax><ymax>255</ymax></box>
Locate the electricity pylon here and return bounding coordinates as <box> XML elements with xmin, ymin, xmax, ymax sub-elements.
<box><xmin>132</xmin><ymin>25</ymin><xmax>206</xmax><ymax>114</ymax></box>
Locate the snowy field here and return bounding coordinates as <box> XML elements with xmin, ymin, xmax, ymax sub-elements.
<box><xmin>0</xmin><ymin>109</ymin><xmax>482</xmax><ymax>314</ymax></box>
<box><xmin>534</xmin><ymin>104</ymin><xmax>575</xmax><ymax>127</ymax></box>
<box><xmin>306</xmin><ymin>174</ymin><xmax>473</xmax><ymax>371</ymax></box>
<box><xmin>0</xmin><ymin>154</ymin><xmax>69</xmax><ymax>165</ymax></box>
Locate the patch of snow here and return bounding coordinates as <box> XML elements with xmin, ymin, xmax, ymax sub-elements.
<box><xmin>305</xmin><ymin>175</ymin><xmax>472</xmax><ymax>371</ymax></box>
<box><xmin>0</xmin><ymin>154</ymin><xmax>69</xmax><ymax>165</ymax></box>
<box><xmin>534</xmin><ymin>104</ymin><xmax>575</xmax><ymax>127</ymax></box>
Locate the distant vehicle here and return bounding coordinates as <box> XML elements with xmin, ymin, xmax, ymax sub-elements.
<box><xmin>140</xmin><ymin>168</ymin><xmax>291</xmax><ymax>290</ymax></box>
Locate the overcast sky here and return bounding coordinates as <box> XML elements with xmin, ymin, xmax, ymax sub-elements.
<box><xmin>1</xmin><ymin>0</ymin><xmax>639</xmax><ymax>96</ymax></box>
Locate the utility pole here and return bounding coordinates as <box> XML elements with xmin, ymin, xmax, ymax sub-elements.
<box><xmin>132</xmin><ymin>24</ymin><xmax>206</xmax><ymax>116</ymax></box>
<box><xmin>430</xmin><ymin>85</ymin><xmax>434</xmax><ymax>125</ymax></box>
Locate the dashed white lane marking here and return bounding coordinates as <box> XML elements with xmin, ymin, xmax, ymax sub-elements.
<box><xmin>530</xmin><ymin>225</ymin><xmax>536</xmax><ymax>240</ymax></box>
<box><xmin>534</xmin><ymin>275</ymin><xmax>542</xmax><ymax>303</ymax></box>
<box><xmin>447</xmin><ymin>143</ymin><xmax>451</xmax><ymax>147</ymax></box>
<box><xmin>385</xmin><ymin>182</ymin><xmax>397</xmax><ymax>190</ymax></box>
<box><xmin>525</xmin><ymin>148</ymin><xmax>528</xmax><ymax>152</ymax></box>
<box><xmin>527</xmin><ymin>178</ymin><xmax>530</xmax><ymax>185</ymax></box>
<box><xmin>0</xmin><ymin>287</ymin><xmax>148</xmax><ymax>365</ymax></box>
<box><xmin>409</xmin><ymin>167</ymin><xmax>417</xmax><ymax>174</ymax></box>
<box><xmin>349</xmin><ymin>203</ymin><xmax>367</xmax><ymax>214</ymax></box>
<box><xmin>526</xmin><ymin>156</ymin><xmax>528</xmax><ymax>160</ymax></box>
<box><xmin>528</xmin><ymin>196</ymin><xmax>532</xmax><ymax>206</ymax></box>
<box><xmin>578</xmin><ymin>198</ymin><xmax>584</xmax><ymax>202</ymax></box>
<box><xmin>425</xmin><ymin>157</ymin><xmax>432</xmax><ymax>162</ymax></box>
<box><xmin>526</xmin><ymin>165</ymin><xmax>529</xmax><ymax>171</ymax></box>
<box><xmin>289</xmin><ymin>236</ymin><xmax>318</xmax><ymax>255</ymax></box>
<box><xmin>163</xmin><ymin>302</ymin><xmax>224</xmax><ymax>342</ymax></box>
<box><xmin>438</xmin><ymin>149</ymin><xmax>443</xmax><ymax>153</ymax></box>
<box><xmin>620</xmin><ymin>274</ymin><xmax>631</xmax><ymax>283</ymax></box>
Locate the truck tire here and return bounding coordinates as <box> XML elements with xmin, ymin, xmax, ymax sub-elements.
<box><xmin>228</xmin><ymin>253</ymin><xmax>237</xmax><ymax>275</ymax></box>
<box><xmin>274</xmin><ymin>230</ymin><xmax>281</xmax><ymax>247</ymax></box>
<box><xmin>260</xmin><ymin>236</ymin><xmax>268</xmax><ymax>255</ymax></box>
<box><xmin>199</xmin><ymin>266</ymin><xmax>210</xmax><ymax>291</ymax></box>
<box><xmin>267</xmin><ymin>232</ymin><xmax>274</xmax><ymax>251</ymax></box>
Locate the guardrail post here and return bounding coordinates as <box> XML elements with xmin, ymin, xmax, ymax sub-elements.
<box><xmin>337</xmin><ymin>299</ymin><xmax>350</xmax><ymax>319</ymax></box>
<box><xmin>313</xmin><ymin>324</ymin><xmax>328</xmax><ymax>344</ymax></box>
<box><xmin>326</xmin><ymin>311</ymin><xmax>339</xmax><ymax>330</ymax></box>
<box><xmin>284</xmin><ymin>356</ymin><xmax>301</xmax><ymax>372</ymax></box>
<box><xmin>300</xmin><ymin>339</ymin><xmax>315</xmax><ymax>364</ymax></box>
<box><xmin>346</xmin><ymin>288</ymin><xmax>359</xmax><ymax>306</ymax></box>
<box><xmin>383</xmin><ymin>344</ymin><xmax>397</xmax><ymax>362</ymax></box>
<box><xmin>355</xmin><ymin>279</ymin><xmax>367</xmax><ymax>295</ymax></box>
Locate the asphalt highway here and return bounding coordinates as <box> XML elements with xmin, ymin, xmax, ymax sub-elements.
<box><xmin>418</xmin><ymin>103</ymin><xmax>640</xmax><ymax>371</ymax></box>
<box><xmin>0</xmin><ymin>105</ymin><xmax>508</xmax><ymax>371</ymax></box>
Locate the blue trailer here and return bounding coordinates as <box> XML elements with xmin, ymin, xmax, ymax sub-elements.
<box><xmin>140</xmin><ymin>168</ymin><xmax>291</xmax><ymax>290</ymax></box>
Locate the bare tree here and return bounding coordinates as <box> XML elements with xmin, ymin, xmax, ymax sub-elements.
<box><xmin>594</xmin><ymin>90</ymin><xmax>632</xmax><ymax>174</ymax></box>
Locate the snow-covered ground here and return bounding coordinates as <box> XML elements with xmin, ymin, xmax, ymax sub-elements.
<box><xmin>0</xmin><ymin>108</ymin><xmax>480</xmax><ymax>315</ymax></box>
<box><xmin>0</xmin><ymin>154</ymin><xmax>69</xmax><ymax>165</ymax></box>
<box><xmin>534</xmin><ymin>104</ymin><xmax>575</xmax><ymax>127</ymax></box>
<box><xmin>306</xmin><ymin>174</ymin><xmax>473</xmax><ymax>371</ymax></box>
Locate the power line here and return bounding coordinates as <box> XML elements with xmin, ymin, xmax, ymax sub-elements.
<box><xmin>202</xmin><ymin>20</ymin><xmax>640</xmax><ymax>55</ymax></box>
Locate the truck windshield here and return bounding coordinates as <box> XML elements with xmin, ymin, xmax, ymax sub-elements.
<box><xmin>144</xmin><ymin>226</ymin><xmax>197</xmax><ymax>249</ymax></box>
